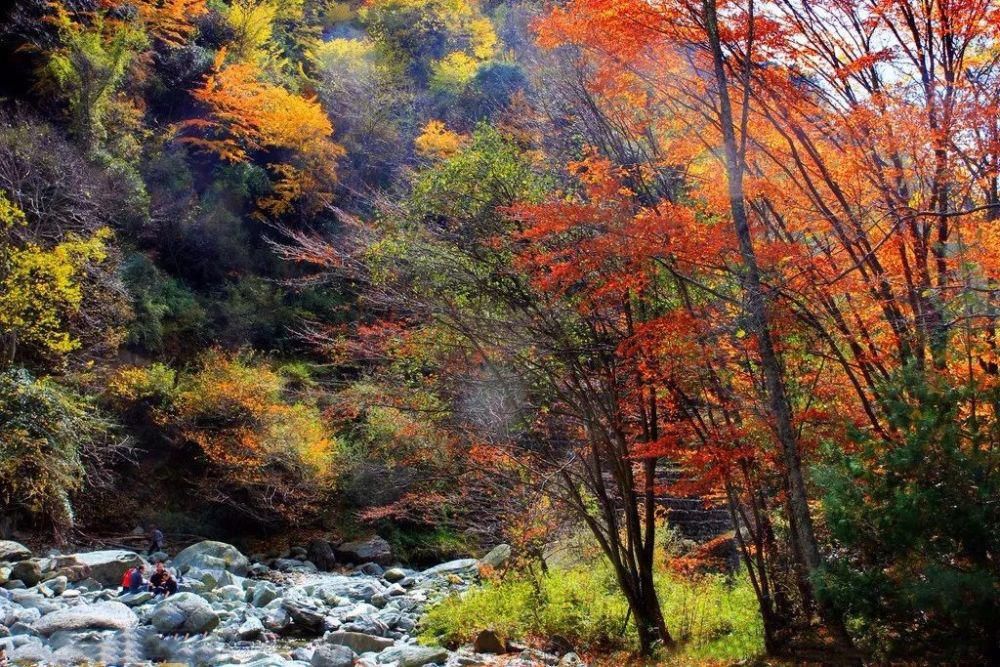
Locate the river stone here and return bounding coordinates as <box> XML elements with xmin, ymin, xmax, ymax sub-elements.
<box><xmin>172</xmin><ymin>541</ymin><xmax>249</xmax><ymax>576</ymax></box>
<box><xmin>68</xmin><ymin>550</ymin><xmax>143</xmax><ymax>587</ymax></box>
<box><xmin>383</xmin><ymin>568</ymin><xmax>406</xmax><ymax>583</ymax></box>
<box><xmin>422</xmin><ymin>559</ymin><xmax>477</xmax><ymax>576</ymax></box>
<box><xmin>376</xmin><ymin>644</ymin><xmax>449</xmax><ymax>666</ymax></box>
<box><xmin>334</xmin><ymin>536</ymin><xmax>392</xmax><ymax>565</ymax></box>
<box><xmin>250</xmin><ymin>583</ymin><xmax>278</xmax><ymax>607</ymax></box>
<box><xmin>478</xmin><ymin>544</ymin><xmax>511</xmax><ymax>570</ymax></box>
<box><xmin>31</xmin><ymin>601</ymin><xmax>138</xmax><ymax>635</ymax></box>
<box><xmin>323</xmin><ymin>630</ymin><xmax>394</xmax><ymax>653</ymax></box>
<box><xmin>9</xmin><ymin>561</ymin><xmax>41</xmax><ymax>586</ymax></box>
<box><xmin>474</xmin><ymin>628</ymin><xmax>505</xmax><ymax>654</ymax></box>
<box><xmin>151</xmin><ymin>592</ymin><xmax>220</xmax><ymax>634</ymax></box>
<box><xmin>238</xmin><ymin>615</ymin><xmax>265</xmax><ymax>639</ymax></box>
<box><xmin>9</xmin><ymin>639</ymin><xmax>54</xmax><ymax>663</ymax></box>
<box><xmin>311</xmin><ymin>643</ymin><xmax>355</xmax><ymax>667</ymax></box>
<box><xmin>0</xmin><ymin>541</ymin><xmax>31</xmax><ymax>562</ymax></box>
<box><xmin>307</xmin><ymin>539</ymin><xmax>337</xmax><ymax>571</ymax></box>
<box><xmin>118</xmin><ymin>590</ymin><xmax>154</xmax><ymax>606</ymax></box>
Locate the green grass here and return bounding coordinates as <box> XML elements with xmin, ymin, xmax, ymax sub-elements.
<box><xmin>421</xmin><ymin>560</ymin><xmax>764</xmax><ymax>663</ymax></box>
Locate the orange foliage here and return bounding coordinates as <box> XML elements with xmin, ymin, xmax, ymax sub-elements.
<box><xmin>180</xmin><ymin>56</ymin><xmax>345</xmax><ymax>217</ymax></box>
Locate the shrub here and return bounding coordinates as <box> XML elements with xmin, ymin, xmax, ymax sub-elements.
<box><xmin>0</xmin><ymin>368</ymin><xmax>119</xmax><ymax>537</ymax></box>
<box><xmin>815</xmin><ymin>367</ymin><xmax>1000</xmax><ymax>661</ymax></box>
<box><xmin>421</xmin><ymin>559</ymin><xmax>764</xmax><ymax>662</ymax></box>
<box><xmin>171</xmin><ymin>349</ymin><xmax>340</xmax><ymax>523</ymax></box>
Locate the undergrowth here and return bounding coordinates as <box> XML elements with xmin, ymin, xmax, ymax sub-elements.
<box><xmin>420</xmin><ymin>559</ymin><xmax>764</xmax><ymax>664</ymax></box>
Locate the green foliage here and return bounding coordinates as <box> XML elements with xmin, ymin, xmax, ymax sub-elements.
<box><xmin>45</xmin><ymin>7</ymin><xmax>149</xmax><ymax>151</ymax></box>
<box><xmin>410</xmin><ymin>124</ymin><xmax>548</xmax><ymax>230</ymax></box>
<box><xmin>0</xmin><ymin>368</ymin><xmax>116</xmax><ymax>534</ymax></box>
<box><xmin>122</xmin><ymin>253</ymin><xmax>206</xmax><ymax>354</ymax></box>
<box><xmin>421</xmin><ymin>562</ymin><xmax>764</xmax><ymax>661</ymax></box>
<box><xmin>815</xmin><ymin>366</ymin><xmax>1000</xmax><ymax>661</ymax></box>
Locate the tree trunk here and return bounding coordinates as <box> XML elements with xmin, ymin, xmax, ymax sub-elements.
<box><xmin>701</xmin><ymin>0</ymin><xmax>853</xmax><ymax>650</ymax></box>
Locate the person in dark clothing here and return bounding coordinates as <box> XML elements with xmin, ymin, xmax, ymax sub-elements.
<box><xmin>122</xmin><ymin>564</ymin><xmax>147</xmax><ymax>593</ymax></box>
<box><xmin>149</xmin><ymin>562</ymin><xmax>177</xmax><ymax>597</ymax></box>
<box><xmin>147</xmin><ymin>526</ymin><xmax>164</xmax><ymax>556</ymax></box>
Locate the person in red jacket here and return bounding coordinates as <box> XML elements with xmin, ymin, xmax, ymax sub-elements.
<box><xmin>120</xmin><ymin>564</ymin><xmax>147</xmax><ymax>593</ymax></box>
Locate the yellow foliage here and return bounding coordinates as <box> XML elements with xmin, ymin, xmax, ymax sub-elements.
<box><xmin>107</xmin><ymin>363</ymin><xmax>177</xmax><ymax>402</ymax></box>
<box><xmin>227</xmin><ymin>0</ymin><xmax>279</xmax><ymax>62</ymax></box>
<box><xmin>173</xmin><ymin>350</ymin><xmax>339</xmax><ymax>481</ymax></box>
<box><xmin>0</xmin><ymin>227</ymin><xmax>111</xmax><ymax>359</ymax></box>
<box><xmin>430</xmin><ymin>51</ymin><xmax>479</xmax><ymax>91</ymax></box>
<box><xmin>415</xmin><ymin>120</ymin><xmax>467</xmax><ymax>159</ymax></box>
<box><xmin>0</xmin><ymin>191</ymin><xmax>25</xmax><ymax>229</ymax></box>
<box><xmin>469</xmin><ymin>17</ymin><xmax>497</xmax><ymax>59</ymax></box>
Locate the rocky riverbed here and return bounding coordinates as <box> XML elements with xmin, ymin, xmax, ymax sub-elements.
<box><xmin>0</xmin><ymin>539</ymin><xmax>585</xmax><ymax>667</ymax></box>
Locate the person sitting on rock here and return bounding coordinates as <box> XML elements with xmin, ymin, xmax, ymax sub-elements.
<box><xmin>149</xmin><ymin>561</ymin><xmax>177</xmax><ymax>597</ymax></box>
<box><xmin>121</xmin><ymin>563</ymin><xmax>147</xmax><ymax>593</ymax></box>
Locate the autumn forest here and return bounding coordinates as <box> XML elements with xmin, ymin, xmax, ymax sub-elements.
<box><xmin>0</xmin><ymin>0</ymin><xmax>997</xmax><ymax>665</ymax></box>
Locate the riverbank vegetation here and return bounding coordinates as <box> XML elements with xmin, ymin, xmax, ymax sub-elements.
<box><xmin>0</xmin><ymin>0</ymin><xmax>998</xmax><ymax>664</ymax></box>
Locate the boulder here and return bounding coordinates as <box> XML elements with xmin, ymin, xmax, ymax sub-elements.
<box><xmin>474</xmin><ymin>629</ymin><xmax>505</xmax><ymax>654</ymax></box>
<box><xmin>334</xmin><ymin>536</ymin><xmax>392</xmax><ymax>565</ymax></box>
<box><xmin>238</xmin><ymin>615</ymin><xmax>265</xmax><ymax>639</ymax></box>
<box><xmin>150</xmin><ymin>592</ymin><xmax>220</xmax><ymax>634</ymax></box>
<box><xmin>376</xmin><ymin>644</ymin><xmax>449</xmax><ymax>666</ymax></box>
<box><xmin>8</xmin><ymin>639</ymin><xmax>54</xmax><ymax>663</ymax></box>
<box><xmin>172</xmin><ymin>541</ymin><xmax>249</xmax><ymax>576</ymax></box>
<box><xmin>307</xmin><ymin>539</ymin><xmax>337</xmax><ymax>571</ymax></box>
<box><xmin>31</xmin><ymin>601</ymin><xmax>138</xmax><ymax>635</ymax></box>
<box><xmin>323</xmin><ymin>630</ymin><xmax>394</xmax><ymax>653</ymax></box>
<box><xmin>311</xmin><ymin>643</ymin><xmax>355</xmax><ymax>667</ymax></box>
<box><xmin>478</xmin><ymin>544</ymin><xmax>511</xmax><ymax>570</ymax></box>
<box><xmin>9</xmin><ymin>561</ymin><xmax>41</xmax><ymax>586</ymax></box>
<box><xmin>118</xmin><ymin>591</ymin><xmax>154</xmax><ymax>607</ymax></box>
<box><xmin>422</xmin><ymin>559</ymin><xmax>477</xmax><ymax>576</ymax></box>
<box><xmin>67</xmin><ymin>550</ymin><xmax>143</xmax><ymax>587</ymax></box>
<box><xmin>0</xmin><ymin>541</ymin><xmax>31</xmax><ymax>563</ymax></box>
<box><xmin>250</xmin><ymin>583</ymin><xmax>279</xmax><ymax>607</ymax></box>
<box><xmin>383</xmin><ymin>568</ymin><xmax>407</xmax><ymax>583</ymax></box>
<box><xmin>559</xmin><ymin>653</ymin><xmax>586</xmax><ymax>667</ymax></box>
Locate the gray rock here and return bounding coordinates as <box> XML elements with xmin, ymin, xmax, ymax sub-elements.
<box><xmin>323</xmin><ymin>630</ymin><xmax>394</xmax><ymax>653</ymax></box>
<box><xmin>151</xmin><ymin>592</ymin><xmax>220</xmax><ymax>634</ymax></box>
<box><xmin>250</xmin><ymin>583</ymin><xmax>278</xmax><ymax>607</ymax></box>
<box><xmin>311</xmin><ymin>643</ymin><xmax>355</xmax><ymax>667</ymax></box>
<box><xmin>31</xmin><ymin>601</ymin><xmax>138</xmax><ymax>635</ymax></box>
<box><xmin>356</xmin><ymin>562</ymin><xmax>384</xmax><ymax>577</ymax></box>
<box><xmin>559</xmin><ymin>652</ymin><xmax>586</xmax><ymax>666</ymax></box>
<box><xmin>172</xmin><ymin>541</ymin><xmax>249</xmax><ymax>576</ymax></box>
<box><xmin>9</xmin><ymin>561</ymin><xmax>41</xmax><ymax>587</ymax></box>
<box><xmin>421</xmin><ymin>559</ymin><xmax>477</xmax><ymax>576</ymax></box>
<box><xmin>376</xmin><ymin>644</ymin><xmax>449</xmax><ymax>666</ymax></box>
<box><xmin>67</xmin><ymin>550</ymin><xmax>143</xmax><ymax>587</ymax></box>
<box><xmin>238</xmin><ymin>615</ymin><xmax>265</xmax><ymax>639</ymax></box>
<box><xmin>383</xmin><ymin>568</ymin><xmax>407</xmax><ymax>583</ymax></box>
<box><xmin>8</xmin><ymin>639</ymin><xmax>53</xmax><ymax>663</ymax></box>
<box><xmin>0</xmin><ymin>541</ymin><xmax>31</xmax><ymax>563</ymax></box>
<box><xmin>478</xmin><ymin>544</ymin><xmax>511</xmax><ymax>570</ymax></box>
<box><xmin>334</xmin><ymin>536</ymin><xmax>393</xmax><ymax>565</ymax></box>
<box><xmin>282</xmin><ymin>596</ymin><xmax>328</xmax><ymax>634</ymax></box>
<box><xmin>118</xmin><ymin>590</ymin><xmax>154</xmax><ymax>606</ymax></box>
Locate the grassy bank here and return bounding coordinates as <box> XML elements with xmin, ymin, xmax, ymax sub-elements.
<box><xmin>421</xmin><ymin>559</ymin><xmax>764</xmax><ymax>664</ymax></box>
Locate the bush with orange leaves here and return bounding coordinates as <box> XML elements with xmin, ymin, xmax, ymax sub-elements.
<box><xmin>112</xmin><ymin>351</ymin><xmax>340</xmax><ymax>524</ymax></box>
